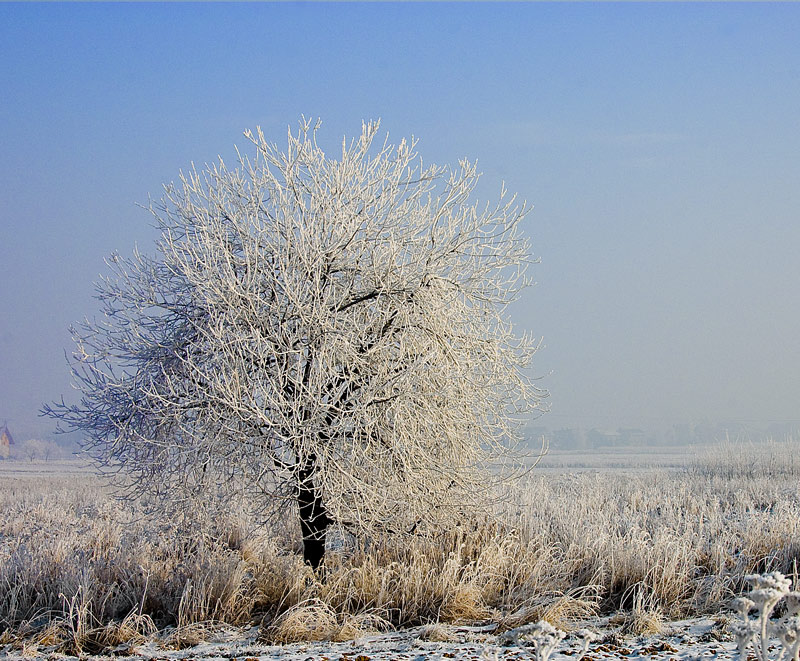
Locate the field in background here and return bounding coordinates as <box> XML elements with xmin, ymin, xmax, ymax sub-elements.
<box><xmin>1</xmin><ymin>438</ymin><xmax>799</xmax><ymax>655</ymax></box>
<box><xmin>534</xmin><ymin>445</ymin><xmax>696</xmax><ymax>472</ymax></box>
<box><xmin>534</xmin><ymin>437</ymin><xmax>800</xmax><ymax>473</ymax></box>
<box><xmin>0</xmin><ymin>458</ymin><xmax>93</xmax><ymax>477</ymax></box>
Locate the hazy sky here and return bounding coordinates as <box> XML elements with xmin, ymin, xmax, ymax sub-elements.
<box><xmin>2</xmin><ymin>3</ymin><xmax>799</xmax><ymax>440</ymax></box>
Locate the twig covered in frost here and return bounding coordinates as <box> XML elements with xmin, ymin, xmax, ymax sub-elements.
<box><xmin>774</xmin><ymin>616</ymin><xmax>800</xmax><ymax>661</ymax></box>
<box><xmin>776</xmin><ymin>592</ymin><xmax>800</xmax><ymax>661</ymax></box>
<box><xmin>574</xmin><ymin>629</ymin><xmax>599</xmax><ymax>661</ymax></box>
<box><xmin>497</xmin><ymin>621</ymin><xmax>566</xmax><ymax>661</ymax></box>
<box><xmin>732</xmin><ymin>597</ymin><xmax>758</xmax><ymax>660</ymax></box>
<box><xmin>480</xmin><ymin>645</ymin><xmax>500</xmax><ymax>661</ymax></box>
<box><xmin>732</xmin><ymin>572</ymin><xmax>800</xmax><ymax>661</ymax></box>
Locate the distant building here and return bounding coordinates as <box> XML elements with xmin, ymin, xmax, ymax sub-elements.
<box><xmin>0</xmin><ymin>424</ymin><xmax>14</xmax><ymax>459</ymax></box>
<box><xmin>552</xmin><ymin>427</ymin><xmax>582</xmax><ymax>450</ymax></box>
<box><xmin>586</xmin><ymin>428</ymin><xmax>621</xmax><ymax>448</ymax></box>
<box><xmin>617</xmin><ymin>428</ymin><xmax>646</xmax><ymax>446</ymax></box>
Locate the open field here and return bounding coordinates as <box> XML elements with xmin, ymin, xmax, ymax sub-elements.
<box><xmin>1</xmin><ymin>439</ymin><xmax>799</xmax><ymax>659</ymax></box>
<box><xmin>534</xmin><ymin>438</ymin><xmax>800</xmax><ymax>473</ymax></box>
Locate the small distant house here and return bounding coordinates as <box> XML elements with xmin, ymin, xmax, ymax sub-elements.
<box><xmin>552</xmin><ymin>427</ymin><xmax>583</xmax><ymax>450</ymax></box>
<box><xmin>586</xmin><ymin>428</ymin><xmax>622</xmax><ymax>448</ymax></box>
<box><xmin>0</xmin><ymin>424</ymin><xmax>14</xmax><ymax>459</ymax></box>
<box><xmin>617</xmin><ymin>428</ymin><xmax>647</xmax><ymax>446</ymax></box>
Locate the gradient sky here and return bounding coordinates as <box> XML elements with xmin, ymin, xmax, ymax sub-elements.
<box><xmin>2</xmin><ymin>3</ymin><xmax>799</xmax><ymax>440</ymax></box>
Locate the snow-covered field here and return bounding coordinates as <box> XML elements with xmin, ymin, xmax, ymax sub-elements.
<box><xmin>2</xmin><ymin>439</ymin><xmax>799</xmax><ymax>660</ymax></box>
<box><xmin>1</xmin><ymin>617</ymin><xmax>743</xmax><ymax>660</ymax></box>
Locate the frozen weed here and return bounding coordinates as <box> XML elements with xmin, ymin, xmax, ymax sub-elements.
<box><xmin>732</xmin><ymin>571</ymin><xmax>800</xmax><ymax>661</ymax></box>
<box><xmin>498</xmin><ymin>620</ymin><xmax>566</xmax><ymax>661</ymax></box>
<box><xmin>417</xmin><ymin>622</ymin><xmax>459</xmax><ymax>642</ymax></box>
<box><xmin>262</xmin><ymin>598</ymin><xmax>342</xmax><ymax>643</ymax></box>
<box><xmin>573</xmin><ymin>628</ymin><xmax>599</xmax><ymax>660</ymax></box>
<box><xmin>616</xmin><ymin>585</ymin><xmax>665</xmax><ymax>636</ymax></box>
<box><xmin>260</xmin><ymin>598</ymin><xmax>392</xmax><ymax>644</ymax></box>
<box><xmin>160</xmin><ymin>621</ymin><xmax>221</xmax><ymax>650</ymax></box>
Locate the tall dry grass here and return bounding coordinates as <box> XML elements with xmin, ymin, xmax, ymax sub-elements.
<box><xmin>1</xmin><ymin>439</ymin><xmax>799</xmax><ymax>653</ymax></box>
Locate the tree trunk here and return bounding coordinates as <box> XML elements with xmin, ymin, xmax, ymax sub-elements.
<box><xmin>297</xmin><ymin>461</ymin><xmax>331</xmax><ymax>570</ymax></box>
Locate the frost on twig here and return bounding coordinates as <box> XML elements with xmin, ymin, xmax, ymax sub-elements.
<box><xmin>497</xmin><ymin>621</ymin><xmax>570</xmax><ymax>661</ymax></box>
<box><xmin>573</xmin><ymin>628</ymin><xmax>599</xmax><ymax>660</ymax></box>
<box><xmin>732</xmin><ymin>571</ymin><xmax>800</xmax><ymax>661</ymax></box>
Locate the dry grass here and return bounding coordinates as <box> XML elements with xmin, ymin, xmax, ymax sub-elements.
<box><xmin>1</xmin><ymin>438</ymin><xmax>799</xmax><ymax>653</ymax></box>
<box><xmin>261</xmin><ymin>599</ymin><xmax>393</xmax><ymax>644</ymax></box>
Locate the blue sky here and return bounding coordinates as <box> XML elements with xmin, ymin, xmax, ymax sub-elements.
<box><xmin>2</xmin><ymin>3</ymin><xmax>799</xmax><ymax>439</ymax></box>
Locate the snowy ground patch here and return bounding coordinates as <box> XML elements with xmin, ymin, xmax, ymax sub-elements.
<box><xmin>4</xmin><ymin>617</ymin><xmax>745</xmax><ymax>661</ymax></box>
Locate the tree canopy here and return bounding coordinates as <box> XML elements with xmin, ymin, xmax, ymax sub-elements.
<box><xmin>46</xmin><ymin>119</ymin><xmax>546</xmax><ymax>567</ymax></box>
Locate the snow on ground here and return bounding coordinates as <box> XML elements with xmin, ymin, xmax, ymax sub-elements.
<box><xmin>5</xmin><ymin>616</ymin><xmax>750</xmax><ymax>661</ymax></box>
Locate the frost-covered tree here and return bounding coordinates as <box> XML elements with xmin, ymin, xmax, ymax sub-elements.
<box><xmin>45</xmin><ymin>119</ymin><xmax>545</xmax><ymax>568</ymax></box>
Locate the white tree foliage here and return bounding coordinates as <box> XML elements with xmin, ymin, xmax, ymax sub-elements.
<box><xmin>47</xmin><ymin>119</ymin><xmax>546</xmax><ymax>557</ymax></box>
